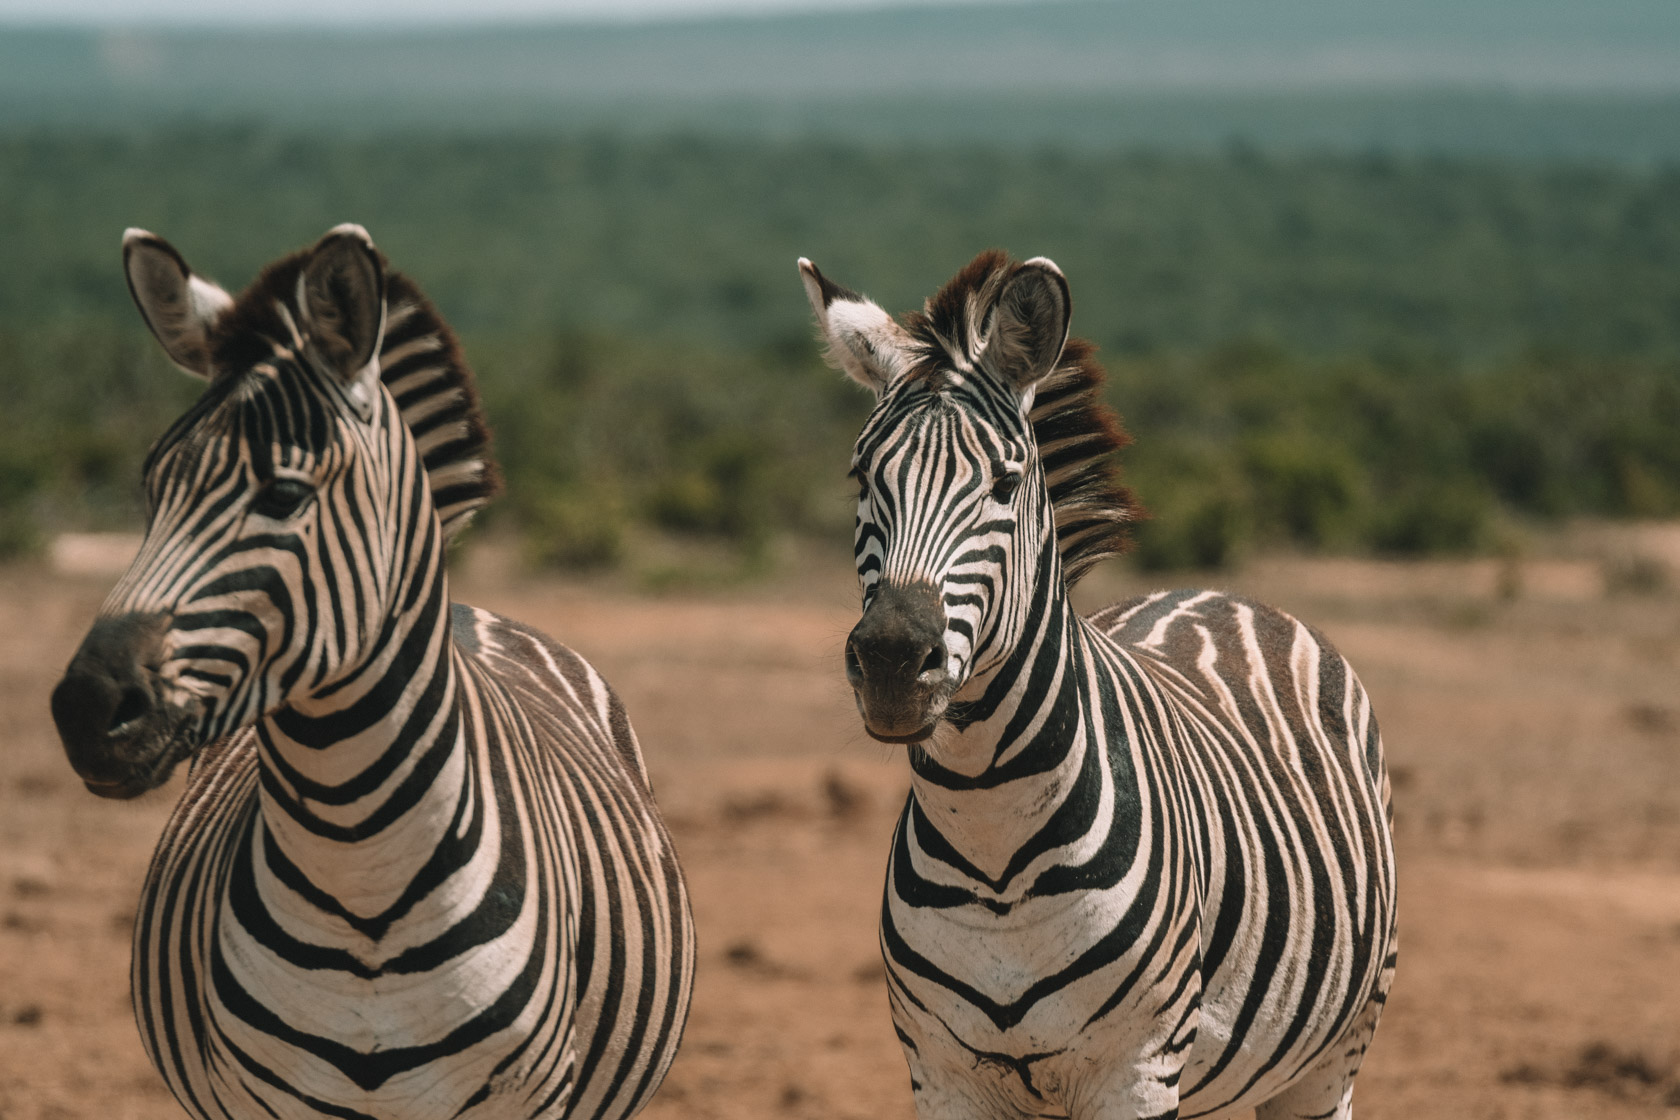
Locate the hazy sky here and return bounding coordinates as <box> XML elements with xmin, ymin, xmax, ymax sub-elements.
<box><xmin>0</xmin><ymin>0</ymin><xmax>956</xmax><ymax>24</ymax></box>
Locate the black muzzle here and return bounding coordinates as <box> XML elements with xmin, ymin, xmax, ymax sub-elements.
<box><xmin>844</xmin><ymin>581</ymin><xmax>953</xmax><ymax>743</ymax></box>
<box><xmin>51</xmin><ymin>613</ymin><xmax>184</xmax><ymax>799</ymax></box>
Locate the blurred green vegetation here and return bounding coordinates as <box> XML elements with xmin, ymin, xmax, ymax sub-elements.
<box><xmin>472</xmin><ymin>331</ymin><xmax>864</xmax><ymax>571</ymax></box>
<box><xmin>1116</xmin><ymin>345</ymin><xmax>1680</xmax><ymax>568</ymax></box>
<box><xmin>3</xmin><ymin>128</ymin><xmax>1678</xmax><ymax>570</ymax></box>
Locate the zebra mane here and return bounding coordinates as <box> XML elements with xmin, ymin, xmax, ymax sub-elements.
<box><xmin>1027</xmin><ymin>338</ymin><xmax>1139</xmax><ymax>585</ymax></box>
<box><xmin>207</xmin><ymin>253</ymin><xmax>501</xmax><ymax>543</ymax></box>
<box><xmin>377</xmin><ymin>273</ymin><xmax>502</xmax><ymax>541</ymax></box>
<box><xmin>905</xmin><ymin>251</ymin><xmax>1140</xmax><ymax>586</ymax></box>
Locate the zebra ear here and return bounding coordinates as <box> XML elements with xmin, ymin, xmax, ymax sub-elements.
<box><xmin>799</xmin><ymin>257</ymin><xmax>909</xmax><ymax>395</ymax></box>
<box><xmin>298</xmin><ymin>224</ymin><xmax>386</xmax><ymax>418</ymax></box>
<box><xmin>123</xmin><ymin>229</ymin><xmax>233</xmax><ymax>379</ymax></box>
<box><xmin>980</xmin><ymin>257</ymin><xmax>1071</xmax><ymax>394</ymax></box>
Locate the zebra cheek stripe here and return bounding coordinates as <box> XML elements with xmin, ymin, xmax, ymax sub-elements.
<box><xmin>803</xmin><ymin>249</ymin><xmax>1397</xmax><ymax>1120</ymax></box>
<box><xmin>53</xmin><ymin>227</ymin><xmax>694</xmax><ymax>1120</ymax></box>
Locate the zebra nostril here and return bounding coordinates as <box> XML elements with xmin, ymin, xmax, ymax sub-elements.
<box><xmin>109</xmin><ymin>686</ymin><xmax>152</xmax><ymax>735</ymax></box>
<box><xmin>844</xmin><ymin>642</ymin><xmax>865</xmax><ymax>687</ymax></box>
<box><xmin>918</xmin><ymin>644</ymin><xmax>945</xmax><ymax>677</ymax></box>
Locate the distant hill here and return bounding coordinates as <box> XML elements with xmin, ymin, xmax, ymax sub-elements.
<box><xmin>2</xmin><ymin>0</ymin><xmax>1679</xmax><ymax>160</ymax></box>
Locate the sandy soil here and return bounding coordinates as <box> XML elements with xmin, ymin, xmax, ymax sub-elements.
<box><xmin>3</xmin><ymin>530</ymin><xmax>1680</xmax><ymax>1120</ymax></box>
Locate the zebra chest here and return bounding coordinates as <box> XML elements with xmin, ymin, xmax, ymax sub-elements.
<box><xmin>134</xmin><ymin>752</ymin><xmax>584</xmax><ymax>1119</ymax></box>
<box><xmin>887</xmin><ymin>889</ymin><xmax>1154</xmax><ymax>1050</ymax></box>
<box><xmin>138</xmin><ymin>857</ymin><xmax>577</xmax><ymax>1118</ymax></box>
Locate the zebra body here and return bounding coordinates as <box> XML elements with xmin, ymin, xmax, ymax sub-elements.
<box><xmin>53</xmin><ymin>227</ymin><xmax>692</xmax><ymax>1119</ymax></box>
<box><xmin>800</xmin><ymin>251</ymin><xmax>1396</xmax><ymax>1119</ymax></box>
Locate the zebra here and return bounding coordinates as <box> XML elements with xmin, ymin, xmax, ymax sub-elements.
<box><xmin>798</xmin><ymin>250</ymin><xmax>1397</xmax><ymax>1120</ymax></box>
<box><xmin>49</xmin><ymin>225</ymin><xmax>694</xmax><ymax>1120</ymax></box>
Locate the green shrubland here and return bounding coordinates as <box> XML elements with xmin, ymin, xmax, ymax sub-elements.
<box><xmin>3</xmin><ymin>128</ymin><xmax>1678</xmax><ymax>569</ymax></box>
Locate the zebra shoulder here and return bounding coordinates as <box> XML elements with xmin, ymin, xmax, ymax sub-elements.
<box><xmin>448</xmin><ymin>601</ymin><xmax>649</xmax><ymax>784</ymax></box>
<box><xmin>1086</xmin><ymin>587</ymin><xmax>1339</xmax><ymax>667</ymax></box>
<box><xmin>1086</xmin><ymin>589</ymin><xmax>1378</xmax><ymax>783</ymax></box>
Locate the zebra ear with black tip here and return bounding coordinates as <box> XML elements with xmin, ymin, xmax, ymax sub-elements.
<box><xmin>298</xmin><ymin>224</ymin><xmax>387</xmax><ymax>420</ymax></box>
<box><xmin>799</xmin><ymin>257</ymin><xmax>909</xmax><ymax>395</ymax></box>
<box><xmin>980</xmin><ymin>257</ymin><xmax>1071</xmax><ymax>395</ymax></box>
<box><xmin>123</xmin><ymin>228</ymin><xmax>234</xmax><ymax>379</ymax></box>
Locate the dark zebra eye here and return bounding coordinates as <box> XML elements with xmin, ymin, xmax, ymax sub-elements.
<box><xmin>252</xmin><ymin>478</ymin><xmax>314</xmax><ymax>520</ymax></box>
<box><xmin>991</xmin><ymin>471</ymin><xmax>1022</xmax><ymax>505</ymax></box>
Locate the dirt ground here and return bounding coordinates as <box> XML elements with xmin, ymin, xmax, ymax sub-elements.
<box><xmin>3</xmin><ymin>525</ymin><xmax>1680</xmax><ymax>1120</ymax></box>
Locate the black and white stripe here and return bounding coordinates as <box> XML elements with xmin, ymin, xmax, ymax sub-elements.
<box><xmin>801</xmin><ymin>250</ymin><xmax>1397</xmax><ymax>1120</ymax></box>
<box><xmin>52</xmin><ymin>226</ymin><xmax>692</xmax><ymax>1120</ymax></box>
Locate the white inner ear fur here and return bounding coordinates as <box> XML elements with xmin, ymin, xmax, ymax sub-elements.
<box><xmin>343</xmin><ymin>366</ymin><xmax>381</xmax><ymax>423</ymax></box>
<box><xmin>823</xmin><ymin>298</ymin><xmax>908</xmax><ymax>392</ymax></box>
<box><xmin>186</xmin><ymin>274</ymin><xmax>233</xmax><ymax>324</ymax></box>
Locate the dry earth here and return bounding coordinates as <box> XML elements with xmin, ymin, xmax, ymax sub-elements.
<box><xmin>4</xmin><ymin>525</ymin><xmax>1680</xmax><ymax>1120</ymax></box>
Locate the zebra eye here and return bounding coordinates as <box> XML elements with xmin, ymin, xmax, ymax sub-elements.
<box><xmin>991</xmin><ymin>470</ymin><xmax>1022</xmax><ymax>505</ymax></box>
<box><xmin>252</xmin><ymin>478</ymin><xmax>314</xmax><ymax>520</ymax></box>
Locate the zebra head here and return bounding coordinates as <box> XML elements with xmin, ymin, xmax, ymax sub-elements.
<box><xmin>803</xmin><ymin>250</ymin><xmax>1111</xmax><ymax>747</ymax></box>
<box><xmin>51</xmin><ymin>225</ymin><xmax>422</xmax><ymax>799</ymax></box>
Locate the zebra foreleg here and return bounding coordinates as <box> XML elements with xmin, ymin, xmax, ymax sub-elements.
<box><xmin>902</xmin><ymin>1054</ymin><xmax>1027</xmax><ymax>1120</ymax></box>
<box><xmin>1252</xmin><ymin>952</ymin><xmax>1394</xmax><ymax>1120</ymax></box>
<box><xmin>1069</xmin><ymin>975</ymin><xmax>1199</xmax><ymax>1120</ymax></box>
<box><xmin>1250</xmin><ymin>1032</ymin><xmax>1367</xmax><ymax>1120</ymax></box>
<box><xmin>899</xmin><ymin>1035</ymin><xmax>1072</xmax><ymax>1119</ymax></box>
<box><xmin>1074</xmin><ymin>1062</ymin><xmax>1184</xmax><ymax>1120</ymax></box>
<box><xmin>1254</xmin><ymin>1079</ymin><xmax>1352</xmax><ymax>1120</ymax></box>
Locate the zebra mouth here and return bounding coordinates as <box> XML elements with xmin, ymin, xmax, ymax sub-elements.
<box><xmin>56</xmin><ymin>685</ymin><xmax>199</xmax><ymax>801</ymax></box>
<box><xmin>76</xmin><ymin>725</ymin><xmax>195</xmax><ymax>799</ymax></box>
<box><xmin>855</xmin><ymin>691</ymin><xmax>948</xmax><ymax>745</ymax></box>
<box><xmin>863</xmin><ymin>720</ymin><xmax>940</xmax><ymax>745</ymax></box>
<box><xmin>82</xmin><ymin>774</ymin><xmax>158</xmax><ymax>800</ymax></box>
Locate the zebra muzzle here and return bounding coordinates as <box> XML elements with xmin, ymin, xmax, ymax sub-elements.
<box><xmin>845</xmin><ymin>581</ymin><xmax>952</xmax><ymax>744</ymax></box>
<box><xmin>51</xmin><ymin>613</ymin><xmax>189</xmax><ymax>799</ymax></box>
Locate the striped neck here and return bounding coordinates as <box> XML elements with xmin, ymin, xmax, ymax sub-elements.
<box><xmin>248</xmin><ymin>541</ymin><xmax>479</xmax><ymax>937</ymax></box>
<box><xmin>905</xmin><ymin>539</ymin><xmax>1115</xmax><ymax>895</ymax></box>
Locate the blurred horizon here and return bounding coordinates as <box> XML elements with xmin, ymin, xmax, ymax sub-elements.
<box><xmin>2</xmin><ymin>0</ymin><xmax>1678</xmax><ymax>575</ymax></box>
<box><xmin>0</xmin><ymin>0</ymin><xmax>982</xmax><ymax>25</ymax></box>
<box><xmin>4</xmin><ymin>0</ymin><xmax>1680</xmax><ymax>163</ymax></box>
<box><xmin>2</xmin><ymin>0</ymin><xmax>1677</xmax><ymax>94</ymax></box>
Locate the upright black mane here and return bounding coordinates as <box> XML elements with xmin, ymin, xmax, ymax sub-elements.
<box><xmin>376</xmin><ymin>273</ymin><xmax>501</xmax><ymax>541</ymax></box>
<box><xmin>1026</xmin><ymin>338</ymin><xmax>1139</xmax><ymax>585</ymax></box>
<box><xmin>204</xmin><ymin>251</ymin><xmax>501</xmax><ymax>543</ymax></box>
<box><xmin>904</xmin><ymin>250</ymin><xmax>1140</xmax><ymax>586</ymax></box>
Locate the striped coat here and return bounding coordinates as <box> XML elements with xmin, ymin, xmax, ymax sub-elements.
<box><xmin>800</xmin><ymin>250</ymin><xmax>1396</xmax><ymax>1120</ymax></box>
<box><xmin>52</xmin><ymin>226</ymin><xmax>692</xmax><ymax>1119</ymax></box>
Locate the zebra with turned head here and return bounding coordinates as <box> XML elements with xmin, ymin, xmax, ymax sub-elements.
<box><xmin>800</xmin><ymin>250</ymin><xmax>1397</xmax><ymax>1120</ymax></box>
<box><xmin>50</xmin><ymin>226</ymin><xmax>693</xmax><ymax>1120</ymax></box>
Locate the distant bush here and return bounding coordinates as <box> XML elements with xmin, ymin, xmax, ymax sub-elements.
<box><xmin>1367</xmin><ymin>482</ymin><xmax>1496</xmax><ymax>556</ymax></box>
<box><xmin>7</xmin><ymin>316</ymin><xmax>1676</xmax><ymax>575</ymax></box>
<box><xmin>1110</xmin><ymin>345</ymin><xmax>1680</xmax><ymax>568</ymax></box>
<box><xmin>0</xmin><ymin>325</ymin><xmax>197</xmax><ymax>550</ymax></box>
<box><xmin>0</xmin><ymin>449</ymin><xmax>45</xmax><ymax>559</ymax></box>
<box><xmin>6</xmin><ymin>130</ymin><xmax>1680</xmax><ymax>572</ymax></box>
<box><xmin>1132</xmin><ymin>483</ymin><xmax>1249</xmax><ymax>572</ymax></box>
<box><xmin>7</xmin><ymin>130</ymin><xmax>1680</xmax><ymax>362</ymax></box>
<box><xmin>473</xmin><ymin>330</ymin><xmax>865</xmax><ymax>570</ymax></box>
<box><xmin>648</xmin><ymin>435</ymin><xmax>774</xmax><ymax>549</ymax></box>
<box><xmin>522</xmin><ymin>479</ymin><xmax>628</xmax><ymax>571</ymax></box>
<box><xmin>1601</xmin><ymin>552</ymin><xmax>1671</xmax><ymax>597</ymax></box>
<box><xmin>1241</xmin><ymin>434</ymin><xmax>1367</xmax><ymax>549</ymax></box>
